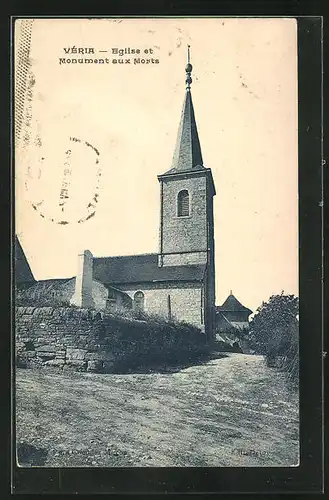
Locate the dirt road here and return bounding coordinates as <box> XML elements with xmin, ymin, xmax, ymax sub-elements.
<box><xmin>16</xmin><ymin>352</ymin><xmax>299</xmax><ymax>467</ymax></box>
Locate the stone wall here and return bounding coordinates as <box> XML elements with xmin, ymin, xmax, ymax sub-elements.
<box><xmin>15</xmin><ymin>306</ymin><xmax>208</xmax><ymax>373</ymax></box>
<box><xmin>119</xmin><ymin>282</ymin><xmax>205</xmax><ymax>331</ymax></box>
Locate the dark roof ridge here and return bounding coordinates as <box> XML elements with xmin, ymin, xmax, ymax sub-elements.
<box><xmin>158</xmin><ymin>166</ymin><xmax>208</xmax><ymax>177</ymax></box>
<box><xmin>94</xmin><ymin>252</ymin><xmax>158</xmax><ymax>260</ymax></box>
<box><xmin>36</xmin><ymin>277</ymin><xmax>74</xmax><ymax>283</ymax></box>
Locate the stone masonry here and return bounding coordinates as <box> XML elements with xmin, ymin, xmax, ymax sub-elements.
<box><xmin>15</xmin><ymin>306</ymin><xmax>208</xmax><ymax>373</ymax></box>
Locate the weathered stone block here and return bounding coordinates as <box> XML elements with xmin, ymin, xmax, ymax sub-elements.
<box><xmin>36</xmin><ymin>345</ymin><xmax>56</xmax><ymax>352</ymax></box>
<box><xmin>25</xmin><ymin>307</ymin><xmax>36</xmax><ymax>315</ymax></box>
<box><xmin>65</xmin><ymin>360</ymin><xmax>87</xmax><ymax>371</ymax></box>
<box><xmin>55</xmin><ymin>352</ymin><xmax>66</xmax><ymax>360</ymax></box>
<box><xmin>37</xmin><ymin>353</ymin><xmax>56</xmax><ymax>361</ymax></box>
<box><xmin>87</xmin><ymin>360</ymin><xmax>102</xmax><ymax>372</ymax></box>
<box><xmin>33</xmin><ymin>307</ymin><xmax>53</xmax><ymax>318</ymax></box>
<box><xmin>85</xmin><ymin>352</ymin><xmax>102</xmax><ymax>361</ymax></box>
<box><xmin>44</xmin><ymin>359</ymin><xmax>64</xmax><ymax>367</ymax></box>
<box><xmin>21</xmin><ymin>316</ymin><xmax>33</xmax><ymax>323</ymax></box>
<box><xmin>66</xmin><ymin>348</ymin><xmax>87</xmax><ymax>360</ymax></box>
<box><xmin>62</xmin><ymin>337</ymin><xmax>75</xmax><ymax>345</ymax></box>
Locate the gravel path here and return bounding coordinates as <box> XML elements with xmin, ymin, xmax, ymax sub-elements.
<box><xmin>16</xmin><ymin>353</ymin><xmax>299</xmax><ymax>467</ymax></box>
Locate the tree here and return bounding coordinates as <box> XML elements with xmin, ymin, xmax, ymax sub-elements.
<box><xmin>247</xmin><ymin>292</ymin><xmax>299</xmax><ymax>383</ymax></box>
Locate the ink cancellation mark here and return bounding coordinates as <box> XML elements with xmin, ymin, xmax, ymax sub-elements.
<box><xmin>29</xmin><ymin>136</ymin><xmax>101</xmax><ymax>225</ymax></box>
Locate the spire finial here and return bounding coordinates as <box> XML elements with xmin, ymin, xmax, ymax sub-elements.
<box><xmin>230</xmin><ymin>289</ymin><xmax>233</xmax><ymax>295</ymax></box>
<box><xmin>185</xmin><ymin>44</ymin><xmax>192</xmax><ymax>90</ymax></box>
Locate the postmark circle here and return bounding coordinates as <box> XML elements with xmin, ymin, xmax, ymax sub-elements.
<box><xmin>25</xmin><ymin>135</ymin><xmax>101</xmax><ymax>225</ymax></box>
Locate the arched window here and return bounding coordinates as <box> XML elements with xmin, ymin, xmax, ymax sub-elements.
<box><xmin>133</xmin><ymin>291</ymin><xmax>145</xmax><ymax>311</ymax></box>
<box><xmin>177</xmin><ymin>190</ymin><xmax>190</xmax><ymax>217</ymax></box>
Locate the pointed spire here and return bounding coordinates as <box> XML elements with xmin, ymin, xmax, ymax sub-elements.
<box><xmin>164</xmin><ymin>46</ymin><xmax>204</xmax><ymax>174</ymax></box>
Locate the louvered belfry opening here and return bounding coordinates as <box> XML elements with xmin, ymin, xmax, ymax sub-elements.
<box><xmin>177</xmin><ymin>190</ymin><xmax>190</xmax><ymax>217</ymax></box>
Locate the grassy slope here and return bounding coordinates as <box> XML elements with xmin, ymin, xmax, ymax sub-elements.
<box><xmin>15</xmin><ymin>353</ymin><xmax>299</xmax><ymax>467</ymax></box>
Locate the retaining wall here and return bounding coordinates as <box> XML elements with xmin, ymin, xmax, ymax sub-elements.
<box><xmin>15</xmin><ymin>306</ymin><xmax>208</xmax><ymax>373</ymax></box>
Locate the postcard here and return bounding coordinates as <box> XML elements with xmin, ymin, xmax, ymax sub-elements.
<box><xmin>14</xmin><ymin>17</ymin><xmax>299</xmax><ymax>468</ymax></box>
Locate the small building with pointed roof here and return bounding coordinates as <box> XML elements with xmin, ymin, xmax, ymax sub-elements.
<box><xmin>215</xmin><ymin>292</ymin><xmax>253</xmax><ymax>333</ymax></box>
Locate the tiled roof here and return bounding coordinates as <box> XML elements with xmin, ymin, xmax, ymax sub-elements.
<box><xmin>36</xmin><ymin>278</ymin><xmax>72</xmax><ymax>285</ymax></box>
<box><xmin>217</xmin><ymin>312</ymin><xmax>234</xmax><ymax>327</ymax></box>
<box><xmin>93</xmin><ymin>253</ymin><xmax>206</xmax><ymax>285</ymax></box>
<box><xmin>15</xmin><ymin>236</ymin><xmax>35</xmax><ymax>284</ymax></box>
<box><xmin>17</xmin><ymin>277</ymin><xmax>131</xmax><ymax>300</ymax></box>
<box><xmin>19</xmin><ymin>277</ymin><xmax>73</xmax><ymax>295</ymax></box>
<box><xmin>216</xmin><ymin>294</ymin><xmax>252</xmax><ymax>315</ymax></box>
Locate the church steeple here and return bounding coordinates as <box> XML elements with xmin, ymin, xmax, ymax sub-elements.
<box><xmin>157</xmin><ymin>49</ymin><xmax>216</xmax><ymax>340</ymax></box>
<box><xmin>164</xmin><ymin>46</ymin><xmax>204</xmax><ymax>175</ymax></box>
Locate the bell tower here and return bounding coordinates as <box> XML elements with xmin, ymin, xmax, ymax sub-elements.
<box><xmin>158</xmin><ymin>46</ymin><xmax>216</xmax><ymax>269</ymax></box>
<box><xmin>157</xmin><ymin>47</ymin><xmax>216</xmax><ymax>340</ymax></box>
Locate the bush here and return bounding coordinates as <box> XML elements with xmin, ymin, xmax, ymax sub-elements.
<box><xmin>101</xmin><ymin>308</ymin><xmax>209</xmax><ymax>371</ymax></box>
<box><xmin>15</xmin><ymin>293</ymin><xmax>77</xmax><ymax>309</ymax></box>
<box><xmin>247</xmin><ymin>292</ymin><xmax>299</xmax><ymax>386</ymax></box>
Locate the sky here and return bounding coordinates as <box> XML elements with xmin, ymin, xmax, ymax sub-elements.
<box><xmin>15</xmin><ymin>17</ymin><xmax>298</xmax><ymax>312</ymax></box>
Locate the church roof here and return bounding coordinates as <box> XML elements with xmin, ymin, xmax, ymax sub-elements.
<box><xmin>15</xmin><ymin>236</ymin><xmax>35</xmax><ymax>285</ymax></box>
<box><xmin>93</xmin><ymin>253</ymin><xmax>206</xmax><ymax>285</ymax></box>
<box><xmin>18</xmin><ymin>277</ymin><xmax>131</xmax><ymax>299</ymax></box>
<box><xmin>216</xmin><ymin>293</ymin><xmax>252</xmax><ymax>315</ymax></box>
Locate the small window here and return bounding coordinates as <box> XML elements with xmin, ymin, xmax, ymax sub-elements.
<box><xmin>177</xmin><ymin>190</ymin><xmax>190</xmax><ymax>217</ymax></box>
<box><xmin>133</xmin><ymin>291</ymin><xmax>145</xmax><ymax>311</ymax></box>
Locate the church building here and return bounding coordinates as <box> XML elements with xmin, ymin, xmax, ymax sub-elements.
<box><xmin>16</xmin><ymin>51</ymin><xmax>217</xmax><ymax>342</ymax></box>
<box><xmin>93</xmin><ymin>51</ymin><xmax>217</xmax><ymax>340</ymax></box>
